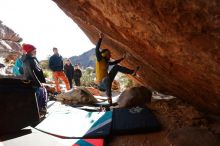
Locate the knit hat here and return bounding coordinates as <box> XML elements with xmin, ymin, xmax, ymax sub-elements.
<box><xmin>22</xmin><ymin>44</ymin><xmax>36</xmax><ymax>53</ymax></box>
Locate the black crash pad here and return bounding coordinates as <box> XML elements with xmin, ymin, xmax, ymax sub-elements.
<box><xmin>112</xmin><ymin>107</ymin><xmax>161</xmax><ymax>134</ymax></box>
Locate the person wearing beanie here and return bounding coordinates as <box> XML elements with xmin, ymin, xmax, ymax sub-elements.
<box><xmin>49</xmin><ymin>47</ymin><xmax>70</xmax><ymax>93</ymax></box>
<box><xmin>22</xmin><ymin>44</ymin><xmax>47</xmax><ymax>115</ymax></box>
<box><xmin>22</xmin><ymin>44</ymin><xmax>45</xmax><ymax>86</ymax></box>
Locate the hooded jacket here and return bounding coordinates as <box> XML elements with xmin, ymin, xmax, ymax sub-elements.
<box><xmin>73</xmin><ymin>69</ymin><xmax>82</xmax><ymax>79</ymax></box>
<box><xmin>64</xmin><ymin>64</ymin><xmax>74</xmax><ymax>79</ymax></box>
<box><xmin>23</xmin><ymin>54</ymin><xmax>46</xmax><ymax>87</ymax></box>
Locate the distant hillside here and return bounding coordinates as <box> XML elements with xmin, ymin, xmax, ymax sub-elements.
<box><xmin>70</xmin><ymin>48</ymin><xmax>95</xmax><ymax>68</ymax></box>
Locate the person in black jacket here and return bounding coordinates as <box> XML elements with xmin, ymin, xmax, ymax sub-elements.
<box><xmin>23</xmin><ymin>44</ymin><xmax>45</xmax><ymax>87</ymax></box>
<box><xmin>49</xmin><ymin>47</ymin><xmax>70</xmax><ymax>93</ymax></box>
<box><xmin>73</xmin><ymin>64</ymin><xmax>82</xmax><ymax>86</ymax></box>
<box><xmin>22</xmin><ymin>44</ymin><xmax>47</xmax><ymax>114</ymax></box>
<box><xmin>64</xmin><ymin>59</ymin><xmax>74</xmax><ymax>89</ymax></box>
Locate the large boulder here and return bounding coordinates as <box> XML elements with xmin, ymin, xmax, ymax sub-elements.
<box><xmin>117</xmin><ymin>86</ymin><xmax>152</xmax><ymax>108</ymax></box>
<box><xmin>0</xmin><ymin>21</ymin><xmax>22</xmax><ymax>60</ymax></box>
<box><xmin>53</xmin><ymin>0</ymin><xmax>220</xmax><ymax>115</ymax></box>
<box><xmin>55</xmin><ymin>87</ymin><xmax>98</xmax><ymax>105</ymax></box>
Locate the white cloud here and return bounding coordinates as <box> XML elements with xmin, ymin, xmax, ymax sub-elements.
<box><xmin>0</xmin><ymin>0</ymin><xmax>95</xmax><ymax>60</ymax></box>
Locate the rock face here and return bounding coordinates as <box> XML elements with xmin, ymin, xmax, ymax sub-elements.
<box><xmin>53</xmin><ymin>0</ymin><xmax>220</xmax><ymax>115</ymax></box>
<box><xmin>0</xmin><ymin>21</ymin><xmax>22</xmax><ymax>60</ymax></box>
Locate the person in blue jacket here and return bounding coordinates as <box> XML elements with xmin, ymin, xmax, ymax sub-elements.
<box><xmin>12</xmin><ymin>48</ymin><xmax>26</xmax><ymax>76</ymax></box>
<box><xmin>49</xmin><ymin>47</ymin><xmax>70</xmax><ymax>93</ymax></box>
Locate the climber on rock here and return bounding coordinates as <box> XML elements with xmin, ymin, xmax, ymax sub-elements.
<box><xmin>95</xmin><ymin>32</ymin><xmax>140</xmax><ymax>106</ymax></box>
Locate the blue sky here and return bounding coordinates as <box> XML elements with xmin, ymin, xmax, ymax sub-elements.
<box><xmin>0</xmin><ymin>0</ymin><xmax>95</xmax><ymax>60</ymax></box>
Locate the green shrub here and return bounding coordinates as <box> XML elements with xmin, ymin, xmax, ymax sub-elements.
<box><xmin>43</xmin><ymin>69</ymin><xmax>52</xmax><ymax>79</ymax></box>
<box><xmin>81</xmin><ymin>67</ymin><xmax>96</xmax><ymax>87</ymax></box>
<box><xmin>116</xmin><ymin>73</ymin><xmax>133</xmax><ymax>91</ymax></box>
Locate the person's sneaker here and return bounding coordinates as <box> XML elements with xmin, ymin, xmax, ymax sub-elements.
<box><xmin>105</xmin><ymin>106</ymin><xmax>111</xmax><ymax>111</ymax></box>
<box><xmin>98</xmin><ymin>106</ymin><xmax>106</xmax><ymax>112</ymax></box>
<box><xmin>132</xmin><ymin>66</ymin><xmax>141</xmax><ymax>76</ymax></box>
<box><xmin>39</xmin><ymin>107</ymin><xmax>47</xmax><ymax>118</ymax></box>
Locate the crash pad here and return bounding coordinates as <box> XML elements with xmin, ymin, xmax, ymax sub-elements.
<box><xmin>0</xmin><ymin>127</ymin><xmax>66</xmax><ymax>146</ymax></box>
<box><xmin>112</xmin><ymin>107</ymin><xmax>161</xmax><ymax>134</ymax></box>
<box><xmin>0</xmin><ymin>127</ymin><xmax>104</xmax><ymax>146</ymax></box>
<box><xmin>36</xmin><ymin>102</ymin><xmax>112</xmax><ymax>138</ymax></box>
<box><xmin>73</xmin><ymin>139</ymin><xmax>104</xmax><ymax>146</ymax></box>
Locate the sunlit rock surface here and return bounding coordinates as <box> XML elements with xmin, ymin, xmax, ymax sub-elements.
<box><xmin>0</xmin><ymin>21</ymin><xmax>22</xmax><ymax>60</ymax></box>
<box><xmin>54</xmin><ymin>0</ymin><xmax>220</xmax><ymax>115</ymax></box>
